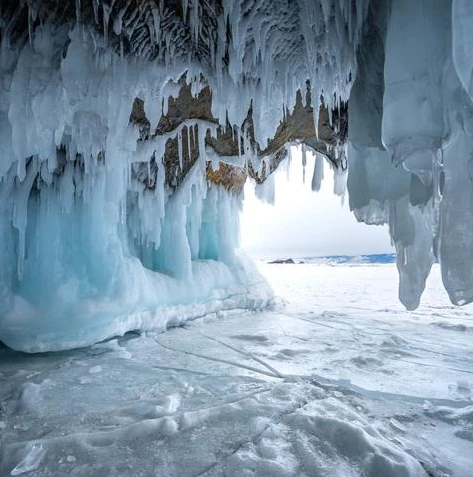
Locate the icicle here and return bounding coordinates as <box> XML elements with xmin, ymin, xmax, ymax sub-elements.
<box><xmin>313</xmin><ymin>92</ymin><xmax>320</xmax><ymax>140</ymax></box>
<box><xmin>286</xmin><ymin>145</ymin><xmax>293</xmax><ymax>181</ymax></box>
<box><xmin>328</xmin><ymin>98</ymin><xmax>333</xmax><ymax>125</ymax></box>
<box><xmin>192</xmin><ymin>0</ymin><xmax>200</xmax><ymax>43</ymax></box>
<box><xmin>151</xmin><ymin>8</ymin><xmax>161</xmax><ymax>45</ymax></box>
<box><xmin>177</xmin><ymin>130</ymin><xmax>183</xmax><ymax>171</ymax></box>
<box><xmin>193</xmin><ymin>122</ymin><xmax>198</xmax><ymax>151</ymax></box>
<box><xmin>186</xmin><ymin>126</ymin><xmax>192</xmax><ymax>161</ymax></box>
<box><xmin>113</xmin><ymin>6</ymin><xmax>127</xmax><ymax>36</ymax></box>
<box><xmin>237</xmin><ymin>126</ymin><xmax>242</xmax><ymax>159</ymax></box>
<box><xmin>301</xmin><ymin>143</ymin><xmax>307</xmax><ymax>184</ymax></box>
<box><xmin>198</xmin><ymin>124</ymin><xmax>207</xmax><ymax>166</ymax></box>
<box><xmin>75</xmin><ymin>0</ymin><xmax>81</xmax><ymax>23</ymax></box>
<box><xmin>103</xmin><ymin>4</ymin><xmax>111</xmax><ymax>45</ymax></box>
<box><xmin>93</xmin><ymin>0</ymin><xmax>100</xmax><ymax>24</ymax></box>
<box><xmin>182</xmin><ymin>0</ymin><xmax>189</xmax><ymax>20</ymax></box>
<box><xmin>13</xmin><ymin>161</ymin><xmax>38</xmax><ymax>279</ymax></box>
<box><xmin>28</xmin><ymin>7</ymin><xmax>36</xmax><ymax>48</ymax></box>
<box><xmin>311</xmin><ymin>154</ymin><xmax>324</xmax><ymax>192</ymax></box>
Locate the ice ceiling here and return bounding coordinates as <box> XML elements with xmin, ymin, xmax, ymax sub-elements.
<box><xmin>0</xmin><ymin>0</ymin><xmax>472</xmax><ymax>352</ymax></box>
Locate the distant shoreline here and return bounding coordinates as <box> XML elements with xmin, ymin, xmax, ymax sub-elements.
<box><xmin>266</xmin><ymin>253</ymin><xmax>397</xmax><ymax>265</ymax></box>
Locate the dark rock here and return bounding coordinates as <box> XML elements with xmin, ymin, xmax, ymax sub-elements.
<box><xmin>268</xmin><ymin>258</ymin><xmax>295</xmax><ymax>264</ymax></box>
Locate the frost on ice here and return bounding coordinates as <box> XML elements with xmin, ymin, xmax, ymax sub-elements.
<box><xmin>0</xmin><ymin>0</ymin><xmax>473</xmax><ymax>351</ymax></box>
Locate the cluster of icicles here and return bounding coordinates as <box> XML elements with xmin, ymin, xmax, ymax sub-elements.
<box><xmin>347</xmin><ymin>0</ymin><xmax>473</xmax><ymax>311</ymax></box>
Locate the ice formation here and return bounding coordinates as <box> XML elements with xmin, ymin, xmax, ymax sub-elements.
<box><xmin>348</xmin><ymin>0</ymin><xmax>473</xmax><ymax>310</ymax></box>
<box><xmin>0</xmin><ymin>0</ymin><xmax>472</xmax><ymax>351</ymax></box>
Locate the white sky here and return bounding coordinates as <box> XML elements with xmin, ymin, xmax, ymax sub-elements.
<box><xmin>240</xmin><ymin>146</ymin><xmax>393</xmax><ymax>259</ymax></box>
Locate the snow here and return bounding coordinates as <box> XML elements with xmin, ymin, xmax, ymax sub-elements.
<box><xmin>1</xmin><ymin>262</ymin><xmax>472</xmax><ymax>476</ymax></box>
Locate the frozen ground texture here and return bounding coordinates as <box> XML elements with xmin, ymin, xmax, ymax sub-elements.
<box><xmin>1</xmin><ymin>263</ymin><xmax>473</xmax><ymax>476</ymax></box>
<box><xmin>3</xmin><ymin>1</ymin><xmax>473</xmax><ymax>351</ymax></box>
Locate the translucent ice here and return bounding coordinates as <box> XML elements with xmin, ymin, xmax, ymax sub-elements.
<box><xmin>10</xmin><ymin>443</ymin><xmax>46</xmax><ymax>476</ymax></box>
<box><xmin>348</xmin><ymin>0</ymin><xmax>473</xmax><ymax>308</ymax></box>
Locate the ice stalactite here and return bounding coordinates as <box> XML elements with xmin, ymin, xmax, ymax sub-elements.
<box><xmin>311</xmin><ymin>155</ymin><xmax>324</xmax><ymax>193</ymax></box>
<box><xmin>439</xmin><ymin>65</ymin><xmax>473</xmax><ymax>306</ymax></box>
<box><xmin>380</xmin><ymin>0</ymin><xmax>449</xmax><ymax>309</ymax></box>
<box><xmin>346</xmin><ymin>0</ymin><xmax>473</xmax><ymax>310</ymax></box>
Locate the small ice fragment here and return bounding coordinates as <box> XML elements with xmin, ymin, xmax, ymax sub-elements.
<box><xmin>161</xmin><ymin>417</ymin><xmax>178</xmax><ymax>436</ymax></box>
<box><xmin>88</xmin><ymin>366</ymin><xmax>102</xmax><ymax>374</ymax></box>
<box><xmin>422</xmin><ymin>400</ymin><xmax>431</xmax><ymax>411</ymax></box>
<box><xmin>66</xmin><ymin>455</ymin><xmax>76</xmax><ymax>463</ymax></box>
<box><xmin>19</xmin><ymin>382</ymin><xmax>42</xmax><ymax>412</ymax></box>
<box><xmin>0</xmin><ymin>421</ymin><xmax>6</xmax><ymax>429</ymax></box>
<box><xmin>389</xmin><ymin>418</ymin><xmax>406</xmax><ymax>433</ymax></box>
<box><xmin>118</xmin><ymin>350</ymin><xmax>132</xmax><ymax>360</ymax></box>
<box><xmin>457</xmin><ymin>380</ymin><xmax>470</xmax><ymax>392</ymax></box>
<box><xmin>162</xmin><ymin>393</ymin><xmax>181</xmax><ymax>413</ymax></box>
<box><xmin>10</xmin><ymin>443</ymin><xmax>46</xmax><ymax>476</ymax></box>
<box><xmin>13</xmin><ymin>423</ymin><xmax>29</xmax><ymax>431</ymax></box>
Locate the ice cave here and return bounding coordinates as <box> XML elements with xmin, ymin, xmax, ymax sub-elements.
<box><xmin>1</xmin><ymin>0</ymin><xmax>473</xmax><ymax>352</ymax></box>
<box><xmin>2</xmin><ymin>1</ymin><xmax>473</xmax><ymax>476</ymax></box>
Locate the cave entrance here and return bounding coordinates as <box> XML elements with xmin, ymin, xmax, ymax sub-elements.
<box><xmin>241</xmin><ymin>145</ymin><xmax>393</xmax><ymax>262</ymax></box>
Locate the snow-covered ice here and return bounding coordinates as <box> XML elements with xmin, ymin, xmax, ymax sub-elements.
<box><xmin>1</xmin><ymin>261</ymin><xmax>472</xmax><ymax>476</ymax></box>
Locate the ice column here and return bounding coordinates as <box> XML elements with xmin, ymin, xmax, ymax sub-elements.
<box><xmin>439</xmin><ymin>56</ymin><xmax>473</xmax><ymax>305</ymax></box>
<box><xmin>382</xmin><ymin>0</ymin><xmax>450</xmax><ymax>308</ymax></box>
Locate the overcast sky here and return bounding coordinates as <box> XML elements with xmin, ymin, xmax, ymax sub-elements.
<box><xmin>240</xmin><ymin>146</ymin><xmax>393</xmax><ymax>259</ymax></box>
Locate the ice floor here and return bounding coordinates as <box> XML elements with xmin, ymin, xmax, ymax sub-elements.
<box><xmin>1</xmin><ymin>263</ymin><xmax>473</xmax><ymax>476</ymax></box>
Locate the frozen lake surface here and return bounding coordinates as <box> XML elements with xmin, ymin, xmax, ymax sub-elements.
<box><xmin>1</xmin><ymin>263</ymin><xmax>473</xmax><ymax>476</ymax></box>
